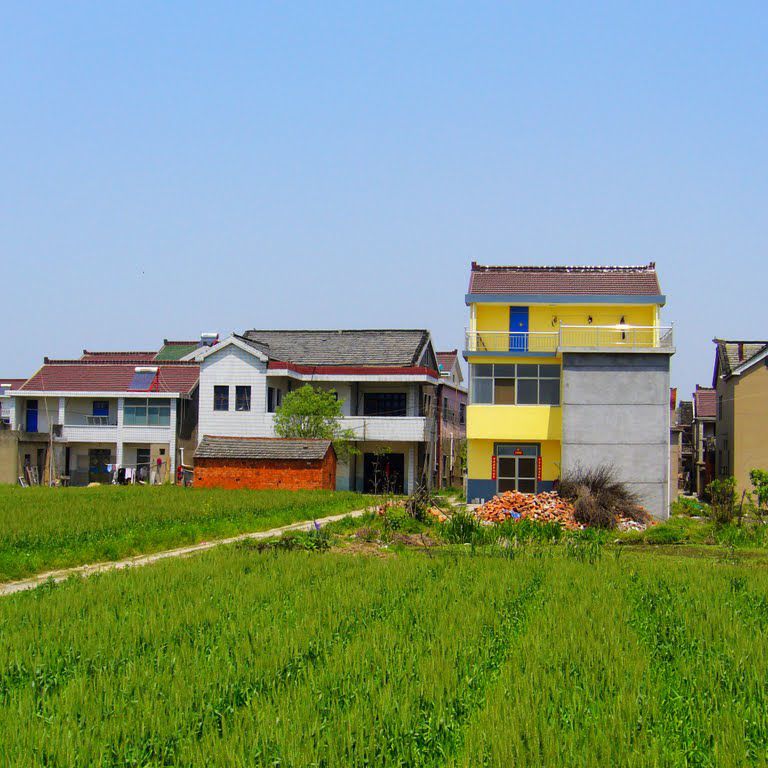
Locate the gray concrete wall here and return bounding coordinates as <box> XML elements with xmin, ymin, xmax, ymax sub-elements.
<box><xmin>561</xmin><ymin>352</ymin><xmax>672</xmax><ymax>519</ymax></box>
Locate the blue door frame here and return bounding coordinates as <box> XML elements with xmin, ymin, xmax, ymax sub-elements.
<box><xmin>25</xmin><ymin>400</ymin><xmax>38</xmax><ymax>432</ymax></box>
<box><xmin>509</xmin><ymin>307</ymin><xmax>529</xmax><ymax>351</ymax></box>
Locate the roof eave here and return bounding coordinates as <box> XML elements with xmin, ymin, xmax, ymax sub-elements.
<box><xmin>465</xmin><ymin>293</ymin><xmax>666</xmax><ymax>306</ymax></box>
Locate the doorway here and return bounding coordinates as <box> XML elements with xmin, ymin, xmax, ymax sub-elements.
<box><xmin>25</xmin><ymin>400</ymin><xmax>38</xmax><ymax>432</ymax></box>
<box><xmin>363</xmin><ymin>452</ymin><xmax>405</xmax><ymax>494</ymax></box>
<box><xmin>88</xmin><ymin>448</ymin><xmax>112</xmax><ymax>484</ymax></box>
<box><xmin>496</xmin><ymin>444</ymin><xmax>538</xmax><ymax>493</ymax></box>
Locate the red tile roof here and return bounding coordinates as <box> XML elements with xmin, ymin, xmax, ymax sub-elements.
<box><xmin>19</xmin><ymin>361</ymin><xmax>199</xmax><ymax>395</ymax></box>
<box><xmin>693</xmin><ymin>386</ymin><xmax>717</xmax><ymax>419</ymax></box>
<box><xmin>0</xmin><ymin>378</ymin><xmax>27</xmax><ymax>388</ymax></box>
<box><xmin>436</xmin><ymin>350</ymin><xmax>458</xmax><ymax>371</ymax></box>
<box><xmin>468</xmin><ymin>262</ymin><xmax>662</xmax><ymax>296</ymax></box>
<box><xmin>267</xmin><ymin>361</ymin><xmax>439</xmax><ymax>379</ymax></box>
<box><xmin>81</xmin><ymin>351</ymin><xmax>159</xmax><ymax>362</ymax></box>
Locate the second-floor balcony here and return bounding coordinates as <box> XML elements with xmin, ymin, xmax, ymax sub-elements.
<box><xmin>465</xmin><ymin>325</ymin><xmax>674</xmax><ymax>354</ymax></box>
<box><xmin>340</xmin><ymin>416</ymin><xmax>429</xmax><ymax>442</ymax></box>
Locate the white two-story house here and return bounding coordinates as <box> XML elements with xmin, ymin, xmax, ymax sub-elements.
<box><xmin>192</xmin><ymin>329</ymin><xmax>442</xmax><ymax>494</ymax></box>
<box><xmin>9</xmin><ymin>351</ymin><xmax>199</xmax><ymax>485</ymax></box>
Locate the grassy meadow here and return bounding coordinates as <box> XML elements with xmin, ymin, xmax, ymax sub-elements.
<box><xmin>0</xmin><ymin>486</ymin><xmax>363</xmax><ymax>581</ymax></box>
<box><xmin>2</xmin><ymin>543</ymin><xmax>768</xmax><ymax>767</ymax></box>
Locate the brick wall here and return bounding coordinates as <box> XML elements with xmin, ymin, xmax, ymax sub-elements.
<box><xmin>194</xmin><ymin>451</ymin><xmax>336</xmax><ymax>491</ymax></box>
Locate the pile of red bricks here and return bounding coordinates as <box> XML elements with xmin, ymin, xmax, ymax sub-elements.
<box><xmin>473</xmin><ymin>491</ymin><xmax>582</xmax><ymax>530</ymax></box>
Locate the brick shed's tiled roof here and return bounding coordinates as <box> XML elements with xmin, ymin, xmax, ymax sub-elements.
<box><xmin>693</xmin><ymin>386</ymin><xmax>717</xmax><ymax>419</ymax></box>
<box><xmin>468</xmin><ymin>262</ymin><xmax>662</xmax><ymax>296</ymax></box>
<box><xmin>195</xmin><ymin>436</ymin><xmax>333</xmax><ymax>461</ymax></box>
<box><xmin>242</xmin><ymin>329</ymin><xmax>431</xmax><ymax>367</ymax></box>
<box><xmin>18</xmin><ymin>361</ymin><xmax>199</xmax><ymax>395</ymax></box>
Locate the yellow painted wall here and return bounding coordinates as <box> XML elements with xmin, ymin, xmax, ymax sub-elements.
<box><xmin>475</xmin><ymin>303</ymin><xmax>657</xmax><ymax>333</ymax></box>
<box><xmin>467</xmin><ymin>439</ymin><xmax>561</xmax><ymax>481</ymax></box>
<box><xmin>732</xmin><ymin>363</ymin><xmax>768</xmax><ymax>493</ymax></box>
<box><xmin>466</xmin><ymin>405</ymin><xmax>561</xmax><ymax>441</ymax></box>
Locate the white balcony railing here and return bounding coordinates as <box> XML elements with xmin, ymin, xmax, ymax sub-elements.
<box><xmin>465</xmin><ymin>325</ymin><xmax>673</xmax><ymax>353</ymax></box>
<box><xmin>340</xmin><ymin>416</ymin><xmax>428</xmax><ymax>442</ymax></box>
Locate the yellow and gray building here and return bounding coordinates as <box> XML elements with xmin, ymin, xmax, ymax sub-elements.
<box><xmin>464</xmin><ymin>263</ymin><xmax>675</xmax><ymax>518</ymax></box>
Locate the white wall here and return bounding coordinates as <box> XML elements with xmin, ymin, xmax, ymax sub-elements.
<box><xmin>198</xmin><ymin>345</ymin><xmax>274</xmax><ymax>438</ymax></box>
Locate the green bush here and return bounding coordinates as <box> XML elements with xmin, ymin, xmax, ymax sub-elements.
<box><xmin>442</xmin><ymin>511</ymin><xmax>482</xmax><ymax>544</ymax></box>
<box><xmin>708</xmin><ymin>477</ymin><xmax>737</xmax><ymax>526</ymax></box>
<box><xmin>671</xmin><ymin>497</ymin><xmax>710</xmax><ymax>517</ymax></box>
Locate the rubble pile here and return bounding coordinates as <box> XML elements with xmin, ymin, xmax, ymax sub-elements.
<box><xmin>473</xmin><ymin>490</ymin><xmax>582</xmax><ymax>530</ymax></box>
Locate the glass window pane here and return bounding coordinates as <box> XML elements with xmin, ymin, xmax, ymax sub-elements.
<box><xmin>472</xmin><ymin>378</ymin><xmax>493</xmax><ymax>404</ymax></box>
<box><xmin>494</xmin><ymin>364</ymin><xmax>516</xmax><ymax>377</ymax></box>
<box><xmin>494</xmin><ymin>378</ymin><xmax>516</xmax><ymax>405</ymax></box>
<box><xmin>498</xmin><ymin>478</ymin><xmax>516</xmax><ymax>492</ymax></box>
<box><xmin>517</xmin><ymin>364</ymin><xmax>538</xmax><ymax>378</ymax></box>
<box><xmin>539</xmin><ymin>365</ymin><xmax>560</xmax><ymax>378</ymax></box>
<box><xmin>472</xmin><ymin>364</ymin><xmax>493</xmax><ymax>378</ymax></box>
<box><xmin>517</xmin><ymin>379</ymin><xmax>538</xmax><ymax>404</ymax></box>
<box><xmin>518</xmin><ymin>478</ymin><xmax>536</xmax><ymax>493</ymax></box>
<box><xmin>539</xmin><ymin>379</ymin><xmax>560</xmax><ymax>405</ymax></box>
<box><xmin>498</xmin><ymin>458</ymin><xmax>516</xmax><ymax>477</ymax></box>
<box><xmin>518</xmin><ymin>458</ymin><xmax>536</xmax><ymax>478</ymax></box>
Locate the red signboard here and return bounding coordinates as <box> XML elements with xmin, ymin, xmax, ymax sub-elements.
<box><xmin>491</xmin><ymin>455</ymin><xmax>497</xmax><ymax>480</ymax></box>
<box><xmin>537</xmin><ymin>456</ymin><xmax>542</xmax><ymax>481</ymax></box>
<box><xmin>513</xmin><ymin>448</ymin><xmax>523</xmax><ymax>456</ymax></box>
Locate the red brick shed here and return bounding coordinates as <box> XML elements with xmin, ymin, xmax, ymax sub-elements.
<box><xmin>194</xmin><ymin>436</ymin><xmax>337</xmax><ymax>491</ymax></box>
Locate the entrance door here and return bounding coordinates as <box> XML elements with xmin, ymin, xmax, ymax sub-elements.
<box><xmin>136</xmin><ymin>448</ymin><xmax>151</xmax><ymax>482</ymax></box>
<box><xmin>25</xmin><ymin>400</ymin><xmax>38</xmax><ymax>432</ymax></box>
<box><xmin>497</xmin><ymin>445</ymin><xmax>538</xmax><ymax>493</ymax></box>
<box><xmin>363</xmin><ymin>452</ymin><xmax>405</xmax><ymax>494</ymax></box>
<box><xmin>509</xmin><ymin>307</ymin><xmax>529</xmax><ymax>351</ymax></box>
<box><xmin>88</xmin><ymin>449</ymin><xmax>112</xmax><ymax>484</ymax></box>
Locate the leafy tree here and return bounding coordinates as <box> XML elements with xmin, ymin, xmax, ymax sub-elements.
<box><xmin>707</xmin><ymin>477</ymin><xmax>736</xmax><ymax>526</ymax></box>
<box><xmin>273</xmin><ymin>385</ymin><xmax>358</xmax><ymax>460</ymax></box>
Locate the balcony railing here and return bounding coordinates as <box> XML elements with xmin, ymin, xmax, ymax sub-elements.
<box><xmin>465</xmin><ymin>325</ymin><xmax>673</xmax><ymax>353</ymax></box>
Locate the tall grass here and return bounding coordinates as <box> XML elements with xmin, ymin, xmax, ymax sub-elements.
<box><xmin>2</xmin><ymin>546</ymin><xmax>768</xmax><ymax>765</ymax></box>
<box><xmin>0</xmin><ymin>485</ymin><xmax>363</xmax><ymax>581</ymax></box>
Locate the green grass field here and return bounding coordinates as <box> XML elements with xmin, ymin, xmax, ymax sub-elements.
<box><xmin>2</xmin><ymin>543</ymin><xmax>768</xmax><ymax>767</ymax></box>
<box><xmin>0</xmin><ymin>486</ymin><xmax>363</xmax><ymax>581</ymax></box>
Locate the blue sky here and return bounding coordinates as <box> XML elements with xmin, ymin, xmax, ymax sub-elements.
<box><xmin>3</xmin><ymin>3</ymin><xmax>766</xmax><ymax>398</ymax></box>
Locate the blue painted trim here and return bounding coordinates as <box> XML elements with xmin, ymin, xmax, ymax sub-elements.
<box><xmin>466</xmin><ymin>479</ymin><xmax>497</xmax><ymax>503</ymax></box>
<box><xmin>462</xmin><ymin>350</ymin><xmax>557</xmax><ymax>360</ymax></box>
<box><xmin>465</xmin><ymin>293</ymin><xmax>666</xmax><ymax>306</ymax></box>
<box><xmin>538</xmin><ymin>480</ymin><xmax>555</xmax><ymax>492</ymax></box>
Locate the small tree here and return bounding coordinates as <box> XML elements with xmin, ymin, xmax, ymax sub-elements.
<box><xmin>750</xmin><ymin>469</ymin><xmax>768</xmax><ymax>522</ymax></box>
<box><xmin>707</xmin><ymin>477</ymin><xmax>736</xmax><ymax>526</ymax></box>
<box><xmin>273</xmin><ymin>385</ymin><xmax>358</xmax><ymax>460</ymax></box>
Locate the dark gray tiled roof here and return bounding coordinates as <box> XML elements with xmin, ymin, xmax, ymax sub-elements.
<box><xmin>241</xmin><ymin>329</ymin><xmax>431</xmax><ymax>367</ymax></box>
<box><xmin>714</xmin><ymin>339</ymin><xmax>768</xmax><ymax>378</ymax></box>
<box><xmin>195</xmin><ymin>436</ymin><xmax>333</xmax><ymax>461</ymax></box>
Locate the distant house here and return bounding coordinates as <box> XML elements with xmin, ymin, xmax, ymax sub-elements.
<box><xmin>712</xmin><ymin>339</ymin><xmax>768</xmax><ymax>491</ymax></box>
<box><xmin>676</xmin><ymin>398</ymin><xmax>694</xmax><ymax>492</ymax></box>
<box><xmin>0</xmin><ymin>380</ymin><xmax>26</xmax><ymax>426</ymax></box>
<box><xmin>8</xmin><ymin>341</ymin><xmax>201</xmax><ymax>485</ymax></box>
<box><xmin>692</xmin><ymin>385</ymin><xmax>716</xmax><ymax>495</ymax></box>
<box><xmin>435</xmin><ymin>350</ymin><xmax>467</xmax><ymax>488</ymax></box>
<box><xmin>192</xmin><ymin>329</ymin><xmax>443</xmax><ymax>494</ymax></box>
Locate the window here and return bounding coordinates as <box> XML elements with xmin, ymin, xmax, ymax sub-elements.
<box><xmin>470</xmin><ymin>364</ymin><xmax>560</xmax><ymax>405</ymax></box>
<box><xmin>214</xmin><ymin>386</ymin><xmax>229</xmax><ymax>411</ymax></box>
<box><xmin>267</xmin><ymin>387</ymin><xmax>283</xmax><ymax>413</ymax></box>
<box><xmin>235</xmin><ymin>386</ymin><xmax>251</xmax><ymax>411</ymax></box>
<box><xmin>363</xmin><ymin>392</ymin><xmax>407</xmax><ymax>417</ymax></box>
<box><xmin>124</xmin><ymin>398</ymin><xmax>171</xmax><ymax>426</ymax></box>
<box><xmin>93</xmin><ymin>401</ymin><xmax>109</xmax><ymax>417</ymax></box>
<box><xmin>459</xmin><ymin>403</ymin><xmax>466</xmax><ymax>425</ymax></box>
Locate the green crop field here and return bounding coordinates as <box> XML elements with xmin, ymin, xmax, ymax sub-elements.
<box><xmin>0</xmin><ymin>486</ymin><xmax>363</xmax><ymax>582</ymax></box>
<box><xmin>2</xmin><ymin>544</ymin><xmax>768</xmax><ymax>767</ymax></box>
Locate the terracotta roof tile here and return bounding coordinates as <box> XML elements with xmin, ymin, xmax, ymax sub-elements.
<box><xmin>468</xmin><ymin>262</ymin><xmax>662</xmax><ymax>296</ymax></box>
<box><xmin>693</xmin><ymin>386</ymin><xmax>716</xmax><ymax>419</ymax></box>
<box><xmin>19</xmin><ymin>362</ymin><xmax>199</xmax><ymax>395</ymax></box>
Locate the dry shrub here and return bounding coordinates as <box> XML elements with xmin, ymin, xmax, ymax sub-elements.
<box><xmin>559</xmin><ymin>464</ymin><xmax>648</xmax><ymax>529</ymax></box>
